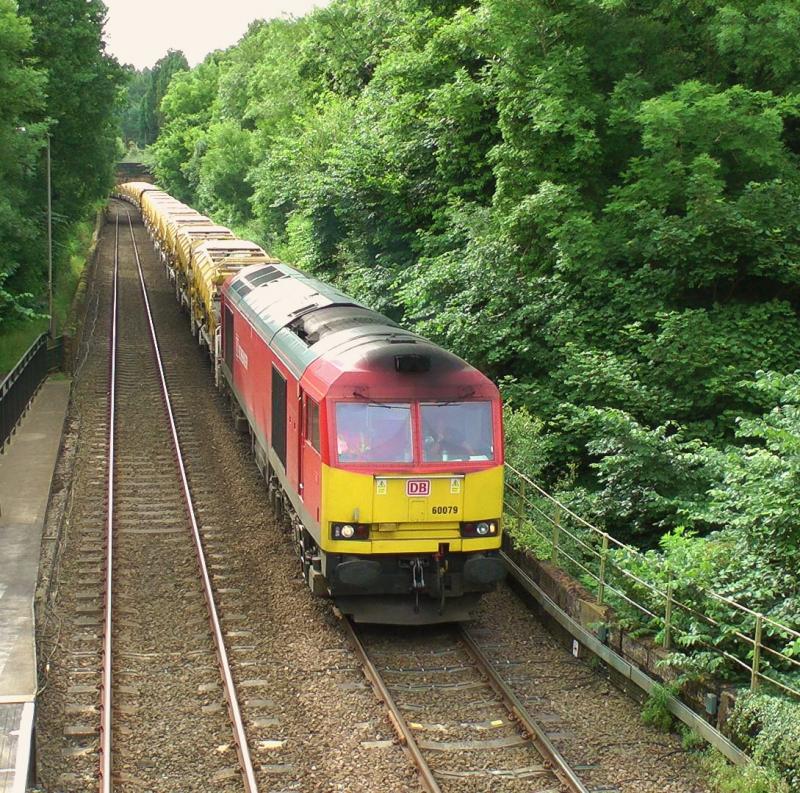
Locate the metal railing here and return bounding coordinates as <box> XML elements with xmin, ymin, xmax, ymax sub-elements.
<box><xmin>504</xmin><ymin>463</ymin><xmax>800</xmax><ymax>700</ymax></box>
<box><xmin>0</xmin><ymin>333</ymin><xmax>50</xmax><ymax>451</ymax></box>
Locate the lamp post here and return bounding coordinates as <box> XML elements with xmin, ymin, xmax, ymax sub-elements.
<box><xmin>46</xmin><ymin>132</ymin><xmax>53</xmax><ymax>339</ymax></box>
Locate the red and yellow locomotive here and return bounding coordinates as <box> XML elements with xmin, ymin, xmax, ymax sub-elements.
<box><xmin>116</xmin><ymin>183</ymin><xmax>506</xmax><ymax>623</ymax></box>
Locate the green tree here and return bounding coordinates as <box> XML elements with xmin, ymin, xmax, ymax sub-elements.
<box><xmin>149</xmin><ymin>0</ymin><xmax>800</xmax><ymax>561</ymax></box>
<box><xmin>19</xmin><ymin>0</ymin><xmax>125</xmax><ymax>226</ymax></box>
<box><xmin>140</xmin><ymin>49</ymin><xmax>188</xmax><ymax>145</ymax></box>
<box><xmin>119</xmin><ymin>64</ymin><xmax>151</xmax><ymax>146</ymax></box>
<box><xmin>0</xmin><ymin>0</ymin><xmax>46</xmax><ymax>324</ymax></box>
<box><xmin>151</xmin><ymin>56</ymin><xmax>220</xmax><ymax>201</ymax></box>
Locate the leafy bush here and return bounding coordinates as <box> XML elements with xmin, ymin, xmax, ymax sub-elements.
<box><xmin>641</xmin><ymin>683</ymin><xmax>675</xmax><ymax>732</ymax></box>
<box><xmin>704</xmin><ymin>751</ymin><xmax>790</xmax><ymax>793</ymax></box>
<box><xmin>727</xmin><ymin>693</ymin><xmax>800</xmax><ymax>790</ymax></box>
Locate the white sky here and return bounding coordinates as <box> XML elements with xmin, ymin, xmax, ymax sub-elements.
<box><xmin>103</xmin><ymin>0</ymin><xmax>329</xmax><ymax>70</ymax></box>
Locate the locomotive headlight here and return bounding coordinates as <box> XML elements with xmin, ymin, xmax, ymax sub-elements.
<box><xmin>331</xmin><ymin>522</ymin><xmax>370</xmax><ymax>540</ymax></box>
<box><xmin>460</xmin><ymin>519</ymin><xmax>501</xmax><ymax>538</ymax></box>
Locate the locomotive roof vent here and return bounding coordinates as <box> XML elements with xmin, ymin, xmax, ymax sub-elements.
<box><xmin>247</xmin><ymin>265</ymin><xmax>283</xmax><ymax>287</ymax></box>
<box><xmin>395</xmin><ymin>353</ymin><xmax>431</xmax><ymax>373</ymax></box>
<box><xmin>288</xmin><ymin>305</ymin><xmax>394</xmax><ymax>347</ymax></box>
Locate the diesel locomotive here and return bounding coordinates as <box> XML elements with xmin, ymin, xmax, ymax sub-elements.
<box><xmin>115</xmin><ymin>181</ymin><xmax>506</xmax><ymax>623</ymax></box>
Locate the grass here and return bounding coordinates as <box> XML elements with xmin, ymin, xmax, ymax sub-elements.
<box><xmin>0</xmin><ymin>215</ymin><xmax>96</xmax><ymax>376</ymax></box>
<box><xmin>0</xmin><ymin>319</ymin><xmax>49</xmax><ymax>375</ymax></box>
<box><xmin>641</xmin><ymin>682</ymin><xmax>676</xmax><ymax>732</ymax></box>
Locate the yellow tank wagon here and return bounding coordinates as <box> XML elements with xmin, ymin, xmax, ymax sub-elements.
<box><xmin>165</xmin><ymin>214</ymin><xmax>212</xmax><ymax>253</ymax></box>
<box><xmin>140</xmin><ymin>191</ymin><xmax>189</xmax><ymax>234</ymax></box>
<box><xmin>115</xmin><ymin>181</ymin><xmax>160</xmax><ymax>204</ymax></box>
<box><xmin>160</xmin><ymin>213</ymin><xmax>212</xmax><ymax>272</ymax></box>
<box><xmin>175</xmin><ymin>225</ymin><xmax>234</xmax><ymax>276</ymax></box>
<box><xmin>153</xmin><ymin>209</ymin><xmax>205</xmax><ymax>256</ymax></box>
<box><xmin>173</xmin><ymin>225</ymin><xmax>235</xmax><ymax>308</ymax></box>
<box><xmin>190</xmin><ymin>240</ymin><xmax>277</xmax><ymax>358</ymax></box>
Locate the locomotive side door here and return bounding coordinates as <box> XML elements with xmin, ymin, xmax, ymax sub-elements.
<box><xmin>298</xmin><ymin>390</ymin><xmax>306</xmax><ymax>500</ymax></box>
<box><xmin>299</xmin><ymin>391</ymin><xmax>322</xmax><ymax>523</ymax></box>
<box><xmin>271</xmin><ymin>366</ymin><xmax>287</xmax><ymax>472</ymax></box>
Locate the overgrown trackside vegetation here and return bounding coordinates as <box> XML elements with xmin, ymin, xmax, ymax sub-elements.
<box><xmin>143</xmin><ymin>0</ymin><xmax>800</xmax><ymax>778</ymax></box>
<box><xmin>0</xmin><ymin>0</ymin><xmax>123</xmax><ymax>346</ymax></box>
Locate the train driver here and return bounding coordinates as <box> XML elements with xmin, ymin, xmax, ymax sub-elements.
<box><xmin>336</xmin><ymin>403</ymin><xmax>412</xmax><ymax>463</ymax></box>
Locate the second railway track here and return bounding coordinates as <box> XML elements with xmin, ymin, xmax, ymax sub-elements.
<box><xmin>98</xmin><ymin>204</ymin><xmax>256</xmax><ymax>791</ymax></box>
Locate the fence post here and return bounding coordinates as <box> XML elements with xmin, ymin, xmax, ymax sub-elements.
<box><xmin>551</xmin><ymin>507</ymin><xmax>561</xmax><ymax>566</ymax></box>
<box><xmin>751</xmin><ymin>614</ymin><xmax>763</xmax><ymax>691</ymax></box>
<box><xmin>598</xmin><ymin>533</ymin><xmax>609</xmax><ymax>606</ymax></box>
<box><xmin>664</xmin><ymin>574</ymin><xmax>673</xmax><ymax>651</ymax></box>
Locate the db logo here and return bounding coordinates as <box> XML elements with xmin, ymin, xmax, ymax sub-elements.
<box><xmin>406</xmin><ymin>479</ymin><xmax>431</xmax><ymax>497</ymax></box>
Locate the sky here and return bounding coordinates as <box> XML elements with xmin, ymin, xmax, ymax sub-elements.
<box><xmin>103</xmin><ymin>0</ymin><xmax>328</xmax><ymax>70</ymax></box>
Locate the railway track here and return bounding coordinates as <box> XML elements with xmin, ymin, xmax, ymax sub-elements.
<box><xmin>91</xmin><ymin>204</ymin><xmax>256</xmax><ymax>790</ymax></box>
<box><xmin>344</xmin><ymin>619</ymin><xmax>589</xmax><ymax>793</ymax></box>
<box><xmin>37</xmin><ymin>196</ymin><xmax>713</xmax><ymax>793</ymax></box>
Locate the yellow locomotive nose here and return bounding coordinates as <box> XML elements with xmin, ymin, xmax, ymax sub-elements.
<box><xmin>322</xmin><ymin>466</ymin><xmax>503</xmax><ymax>555</ymax></box>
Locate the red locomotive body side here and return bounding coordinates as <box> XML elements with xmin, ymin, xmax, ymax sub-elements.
<box><xmin>226</xmin><ymin>296</ymin><xmax>325</xmax><ymax>527</ymax></box>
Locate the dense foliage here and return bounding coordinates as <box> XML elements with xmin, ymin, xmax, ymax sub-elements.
<box><xmin>148</xmin><ymin>0</ymin><xmax>800</xmax><ymax>698</ymax></box>
<box><xmin>729</xmin><ymin>692</ymin><xmax>800</xmax><ymax>788</ymax></box>
<box><xmin>0</xmin><ymin>0</ymin><xmax>124</xmax><ymax>328</ymax></box>
<box><xmin>0</xmin><ymin>0</ymin><xmax>45</xmax><ymax>322</ymax></box>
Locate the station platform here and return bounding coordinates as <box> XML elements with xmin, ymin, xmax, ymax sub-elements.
<box><xmin>0</xmin><ymin>378</ymin><xmax>71</xmax><ymax>792</ymax></box>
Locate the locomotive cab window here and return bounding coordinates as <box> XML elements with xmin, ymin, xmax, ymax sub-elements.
<box><xmin>306</xmin><ymin>398</ymin><xmax>320</xmax><ymax>453</ymax></box>
<box><xmin>336</xmin><ymin>402</ymin><xmax>412</xmax><ymax>464</ymax></box>
<box><xmin>421</xmin><ymin>401</ymin><xmax>494</xmax><ymax>462</ymax></box>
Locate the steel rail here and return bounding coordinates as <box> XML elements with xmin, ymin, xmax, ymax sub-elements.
<box><xmin>340</xmin><ymin>617</ymin><xmax>441</xmax><ymax>793</ymax></box>
<box><xmin>457</xmin><ymin>626</ymin><xmax>589</xmax><ymax>793</ymax></box>
<box><xmin>98</xmin><ymin>214</ymin><xmax>119</xmax><ymax>792</ymax></box>
<box><xmin>125</xmin><ymin>213</ymin><xmax>259</xmax><ymax>793</ymax></box>
<box><xmin>344</xmin><ymin>615</ymin><xmax>588</xmax><ymax>793</ymax></box>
